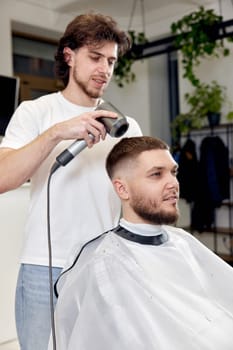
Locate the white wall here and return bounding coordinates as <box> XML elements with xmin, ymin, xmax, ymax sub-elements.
<box><xmin>0</xmin><ymin>0</ymin><xmax>70</xmax><ymax>75</ymax></box>
<box><xmin>104</xmin><ymin>59</ymin><xmax>151</xmax><ymax>136</ymax></box>
<box><xmin>179</xmin><ymin>43</ymin><xmax>233</xmax><ymax>121</ymax></box>
<box><xmin>178</xmin><ymin>2</ymin><xmax>233</xmax><ymax>118</ymax></box>
<box><xmin>148</xmin><ymin>54</ymin><xmax>171</xmax><ymax>144</ymax></box>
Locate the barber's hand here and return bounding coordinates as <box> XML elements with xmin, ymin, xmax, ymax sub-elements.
<box><xmin>55</xmin><ymin>110</ymin><xmax>118</xmax><ymax>147</ymax></box>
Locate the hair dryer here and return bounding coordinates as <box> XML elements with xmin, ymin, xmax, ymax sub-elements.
<box><xmin>51</xmin><ymin>101</ymin><xmax>129</xmax><ymax>173</ymax></box>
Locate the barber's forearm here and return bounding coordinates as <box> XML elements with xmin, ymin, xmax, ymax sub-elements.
<box><xmin>0</xmin><ymin>125</ymin><xmax>62</xmax><ymax>193</ymax></box>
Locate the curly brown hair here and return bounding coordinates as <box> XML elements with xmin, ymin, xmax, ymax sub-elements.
<box><xmin>54</xmin><ymin>13</ymin><xmax>131</xmax><ymax>86</ymax></box>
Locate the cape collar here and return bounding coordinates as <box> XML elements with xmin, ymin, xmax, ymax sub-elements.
<box><xmin>113</xmin><ymin>225</ymin><xmax>168</xmax><ymax>246</ymax></box>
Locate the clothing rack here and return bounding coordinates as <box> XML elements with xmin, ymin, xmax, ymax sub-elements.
<box><xmin>180</xmin><ymin>123</ymin><xmax>233</xmax><ymax>264</ymax></box>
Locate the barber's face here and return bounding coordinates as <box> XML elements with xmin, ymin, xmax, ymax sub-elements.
<box><xmin>126</xmin><ymin>150</ymin><xmax>180</xmax><ymax>225</ymax></box>
<box><xmin>67</xmin><ymin>42</ymin><xmax>117</xmax><ymax>98</ymax></box>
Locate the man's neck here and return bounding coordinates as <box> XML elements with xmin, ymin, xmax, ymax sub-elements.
<box><xmin>61</xmin><ymin>86</ymin><xmax>100</xmax><ymax>107</ymax></box>
<box><xmin>120</xmin><ymin>218</ymin><xmax>164</xmax><ymax>236</ymax></box>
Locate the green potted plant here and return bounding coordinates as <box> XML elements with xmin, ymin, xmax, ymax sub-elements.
<box><xmin>113</xmin><ymin>30</ymin><xmax>147</xmax><ymax>88</ymax></box>
<box><xmin>171</xmin><ymin>6</ymin><xmax>231</xmax><ymax>87</ymax></box>
<box><xmin>171</xmin><ymin>80</ymin><xmax>233</xmax><ymax>139</ymax></box>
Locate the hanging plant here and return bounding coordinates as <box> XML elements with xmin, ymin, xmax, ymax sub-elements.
<box><xmin>114</xmin><ymin>30</ymin><xmax>148</xmax><ymax>88</ymax></box>
<box><xmin>171</xmin><ymin>80</ymin><xmax>233</xmax><ymax>140</ymax></box>
<box><xmin>171</xmin><ymin>6</ymin><xmax>231</xmax><ymax>87</ymax></box>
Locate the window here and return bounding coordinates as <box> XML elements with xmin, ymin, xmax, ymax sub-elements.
<box><xmin>12</xmin><ymin>33</ymin><xmax>63</xmax><ymax>101</ymax></box>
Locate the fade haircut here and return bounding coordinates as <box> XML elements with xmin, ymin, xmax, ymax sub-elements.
<box><xmin>106</xmin><ymin>136</ymin><xmax>170</xmax><ymax>179</ymax></box>
<box><xmin>54</xmin><ymin>12</ymin><xmax>131</xmax><ymax>86</ymax></box>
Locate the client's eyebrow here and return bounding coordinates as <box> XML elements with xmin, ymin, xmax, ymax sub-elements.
<box><xmin>146</xmin><ymin>164</ymin><xmax>178</xmax><ymax>175</ymax></box>
<box><xmin>146</xmin><ymin>166</ymin><xmax>163</xmax><ymax>175</ymax></box>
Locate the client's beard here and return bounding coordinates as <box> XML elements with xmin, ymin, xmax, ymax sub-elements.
<box><xmin>131</xmin><ymin>198</ymin><xmax>179</xmax><ymax>225</ymax></box>
<box><xmin>135</xmin><ymin>209</ymin><xmax>179</xmax><ymax>225</ymax></box>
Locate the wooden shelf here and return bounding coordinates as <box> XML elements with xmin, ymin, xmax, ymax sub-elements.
<box><xmin>221</xmin><ymin>200</ymin><xmax>233</xmax><ymax>207</ymax></box>
<box><xmin>208</xmin><ymin>227</ymin><xmax>233</xmax><ymax>235</ymax></box>
<box><xmin>218</xmin><ymin>253</ymin><xmax>233</xmax><ymax>263</ymax></box>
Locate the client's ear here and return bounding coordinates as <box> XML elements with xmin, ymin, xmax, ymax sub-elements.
<box><xmin>112</xmin><ymin>178</ymin><xmax>129</xmax><ymax>200</ymax></box>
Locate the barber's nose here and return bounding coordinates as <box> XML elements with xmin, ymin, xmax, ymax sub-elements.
<box><xmin>98</xmin><ymin>60</ymin><xmax>110</xmax><ymax>74</ymax></box>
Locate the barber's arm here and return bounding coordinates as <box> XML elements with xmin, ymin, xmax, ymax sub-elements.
<box><xmin>0</xmin><ymin>109</ymin><xmax>117</xmax><ymax>193</ymax></box>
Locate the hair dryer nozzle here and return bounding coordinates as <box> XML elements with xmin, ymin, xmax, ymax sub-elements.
<box><xmin>95</xmin><ymin>101</ymin><xmax>129</xmax><ymax>137</ymax></box>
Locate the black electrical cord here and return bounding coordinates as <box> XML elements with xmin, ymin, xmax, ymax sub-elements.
<box><xmin>46</xmin><ymin>162</ymin><xmax>61</xmax><ymax>350</ymax></box>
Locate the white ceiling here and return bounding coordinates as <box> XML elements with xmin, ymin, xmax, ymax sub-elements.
<box><xmin>14</xmin><ymin>0</ymin><xmax>219</xmax><ymax>38</ymax></box>
<box><xmin>17</xmin><ymin>0</ymin><xmax>216</xmax><ymax>24</ymax></box>
<box><xmin>19</xmin><ymin>0</ymin><xmax>214</xmax><ymax>15</ymax></box>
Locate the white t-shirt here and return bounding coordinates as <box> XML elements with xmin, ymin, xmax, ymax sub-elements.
<box><xmin>53</xmin><ymin>221</ymin><xmax>233</xmax><ymax>350</ymax></box>
<box><xmin>0</xmin><ymin>92</ymin><xmax>142</xmax><ymax>267</ymax></box>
